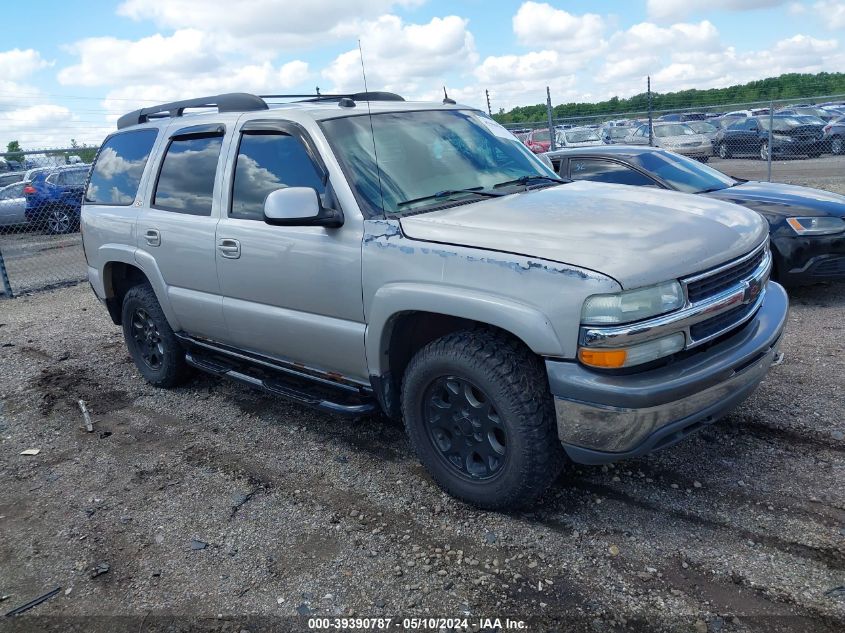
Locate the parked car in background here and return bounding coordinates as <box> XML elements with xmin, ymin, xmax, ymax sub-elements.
<box><xmin>724</xmin><ymin>108</ymin><xmax>770</xmax><ymax>118</ymax></box>
<box><xmin>0</xmin><ymin>171</ymin><xmax>25</xmax><ymax>188</ymax></box>
<box><xmin>599</xmin><ymin>125</ymin><xmax>631</xmax><ymax>144</ymax></box>
<box><xmin>555</xmin><ymin>126</ymin><xmax>603</xmax><ymax>148</ymax></box>
<box><xmin>685</xmin><ymin>120</ymin><xmax>719</xmax><ymax>144</ymax></box>
<box><xmin>524</xmin><ymin>128</ymin><xmax>553</xmax><ymax>153</ymax></box>
<box><xmin>625</xmin><ymin>122</ymin><xmax>712</xmax><ymax>160</ymax></box>
<box><xmin>545</xmin><ymin>145</ymin><xmax>845</xmax><ymax>285</ymax></box>
<box><xmin>0</xmin><ymin>181</ymin><xmax>27</xmax><ymax>227</ymax></box>
<box><xmin>823</xmin><ymin>116</ymin><xmax>845</xmax><ymax>155</ymax></box>
<box><xmin>714</xmin><ymin>115</ymin><xmax>824</xmax><ymax>160</ymax></box>
<box><xmin>777</xmin><ymin>106</ymin><xmax>836</xmax><ymax>122</ymax></box>
<box><xmin>24</xmin><ymin>165</ymin><xmax>90</xmax><ymax>234</ymax></box>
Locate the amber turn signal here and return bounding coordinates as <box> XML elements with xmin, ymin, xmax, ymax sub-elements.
<box><xmin>578</xmin><ymin>347</ymin><xmax>628</xmax><ymax>368</ymax></box>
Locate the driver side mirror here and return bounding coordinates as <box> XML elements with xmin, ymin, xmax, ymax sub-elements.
<box><xmin>263</xmin><ymin>187</ymin><xmax>343</xmax><ymax>228</ymax></box>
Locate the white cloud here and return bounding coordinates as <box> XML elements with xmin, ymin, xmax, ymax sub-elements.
<box><xmin>0</xmin><ymin>104</ymin><xmax>106</xmax><ymax>149</ymax></box>
<box><xmin>647</xmin><ymin>0</ymin><xmax>788</xmax><ymax>20</ymax></box>
<box><xmin>0</xmin><ymin>49</ymin><xmax>50</xmax><ymax>81</ymax></box>
<box><xmin>814</xmin><ymin>1</ymin><xmax>845</xmax><ymax>28</ymax></box>
<box><xmin>116</xmin><ymin>0</ymin><xmax>423</xmax><ymax>50</ymax></box>
<box><xmin>512</xmin><ymin>2</ymin><xmax>605</xmax><ymax>52</ymax></box>
<box><xmin>322</xmin><ymin>15</ymin><xmax>477</xmax><ymax>95</ymax></box>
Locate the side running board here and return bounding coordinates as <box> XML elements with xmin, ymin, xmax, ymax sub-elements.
<box><xmin>182</xmin><ymin>346</ymin><xmax>377</xmax><ymax>417</ymax></box>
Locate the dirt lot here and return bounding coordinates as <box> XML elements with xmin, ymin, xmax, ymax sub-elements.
<box><xmin>0</xmin><ymin>280</ymin><xmax>843</xmax><ymax>633</ymax></box>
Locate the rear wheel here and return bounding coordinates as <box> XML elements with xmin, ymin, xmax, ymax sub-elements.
<box><xmin>121</xmin><ymin>284</ymin><xmax>191</xmax><ymax>388</ymax></box>
<box><xmin>718</xmin><ymin>142</ymin><xmax>731</xmax><ymax>159</ymax></box>
<box><xmin>760</xmin><ymin>141</ymin><xmax>770</xmax><ymax>161</ymax></box>
<box><xmin>831</xmin><ymin>136</ymin><xmax>844</xmax><ymax>155</ymax></box>
<box><xmin>401</xmin><ymin>329</ymin><xmax>565</xmax><ymax>510</ymax></box>
<box><xmin>45</xmin><ymin>208</ymin><xmax>75</xmax><ymax>234</ymax></box>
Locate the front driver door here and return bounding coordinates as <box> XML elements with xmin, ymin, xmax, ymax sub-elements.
<box><xmin>215</xmin><ymin>121</ymin><xmax>367</xmax><ymax>381</ymax></box>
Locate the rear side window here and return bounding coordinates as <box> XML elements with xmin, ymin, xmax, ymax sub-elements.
<box><xmin>59</xmin><ymin>170</ymin><xmax>89</xmax><ymax>186</ymax></box>
<box><xmin>154</xmin><ymin>135</ymin><xmax>223</xmax><ymax>216</ymax></box>
<box><xmin>230</xmin><ymin>133</ymin><xmax>325</xmax><ymax>221</ymax></box>
<box><xmin>86</xmin><ymin>129</ymin><xmax>158</xmax><ymax>205</ymax></box>
<box><xmin>570</xmin><ymin>159</ymin><xmax>655</xmax><ymax>186</ymax></box>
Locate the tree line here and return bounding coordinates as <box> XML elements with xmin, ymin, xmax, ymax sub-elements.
<box><xmin>492</xmin><ymin>72</ymin><xmax>845</xmax><ymax>124</ymax></box>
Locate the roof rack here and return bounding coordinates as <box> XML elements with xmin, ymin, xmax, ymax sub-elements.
<box><xmin>117</xmin><ymin>91</ymin><xmax>406</xmax><ymax>130</ymax></box>
<box><xmin>117</xmin><ymin>92</ymin><xmax>268</xmax><ymax>130</ymax></box>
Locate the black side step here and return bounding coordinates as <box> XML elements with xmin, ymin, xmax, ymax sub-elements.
<box><xmin>184</xmin><ymin>350</ymin><xmax>377</xmax><ymax>417</ymax></box>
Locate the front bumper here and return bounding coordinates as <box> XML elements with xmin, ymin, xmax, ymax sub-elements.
<box><xmin>548</xmin><ymin>281</ymin><xmax>788</xmax><ymax>464</ymax></box>
<box><xmin>773</xmin><ymin>234</ymin><xmax>845</xmax><ymax>285</ymax></box>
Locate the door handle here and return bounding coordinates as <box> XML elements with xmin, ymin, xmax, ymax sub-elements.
<box><xmin>144</xmin><ymin>228</ymin><xmax>161</xmax><ymax>247</ymax></box>
<box><xmin>218</xmin><ymin>238</ymin><xmax>241</xmax><ymax>259</ymax></box>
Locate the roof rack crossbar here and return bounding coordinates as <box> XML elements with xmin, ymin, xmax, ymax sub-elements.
<box><xmin>117</xmin><ymin>92</ymin><xmax>269</xmax><ymax>130</ymax></box>
<box><xmin>260</xmin><ymin>92</ymin><xmax>405</xmax><ymax>103</ymax></box>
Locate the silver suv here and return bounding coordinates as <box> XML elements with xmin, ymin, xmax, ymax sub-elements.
<box><xmin>81</xmin><ymin>92</ymin><xmax>788</xmax><ymax>509</ymax></box>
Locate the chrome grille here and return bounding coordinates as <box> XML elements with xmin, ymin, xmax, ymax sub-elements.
<box><xmin>690</xmin><ymin>302</ymin><xmax>758</xmax><ymax>342</ymax></box>
<box><xmin>685</xmin><ymin>246</ymin><xmax>766</xmax><ymax>303</ymax></box>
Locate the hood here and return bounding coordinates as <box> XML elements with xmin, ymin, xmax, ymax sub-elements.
<box><xmin>704</xmin><ymin>181</ymin><xmax>845</xmax><ymax>218</ymax></box>
<box><xmin>657</xmin><ymin>133</ymin><xmax>710</xmax><ymax>147</ymax></box>
<box><xmin>399</xmin><ymin>181</ymin><xmax>768</xmax><ymax>289</ymax></box>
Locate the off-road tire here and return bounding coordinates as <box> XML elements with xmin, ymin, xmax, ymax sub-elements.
<box><xmin>121</xmin><ymin>283</ymin><xmax>191</xmax><ymax>388</ymax></box>
<box><xmin>401</xmin><ymin>329</ymin><xmax>565</xmax><ymax>510</ymax></box>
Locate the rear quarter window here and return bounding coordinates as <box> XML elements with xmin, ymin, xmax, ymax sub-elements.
<box><xmin>86</xmin><ymin>128</ymin><xmax>158</xmax><ymax>205</ymax></box>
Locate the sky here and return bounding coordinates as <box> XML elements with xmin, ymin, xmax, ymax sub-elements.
<box><xmin>1</xmin><ymin>0</ymin><xmax>843</xmax><ymax>149</ymax></box>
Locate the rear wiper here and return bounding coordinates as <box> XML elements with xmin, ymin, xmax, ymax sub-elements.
<box><xmin>492</xmin><ymin>175</ymin><xmax>567</xmax><ymax>189</ymax></box>
<box><xmin>396</xmin><ymin>187</ymin><xmax>504</xmax><ymax>208</ymax></box>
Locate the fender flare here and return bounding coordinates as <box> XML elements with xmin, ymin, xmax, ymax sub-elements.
<box><xmin>365</xmin><ymin>282</ymin><xmax>564</xmax><ymax>376</ymax></box>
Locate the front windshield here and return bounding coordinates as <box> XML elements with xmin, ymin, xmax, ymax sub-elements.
<box><xmin>321</xmin><ymin>110</ymin><xmax>556</xmax><ymax>216</ymax></box>
<box><xmin>631</xmin><ymin>150</ymin><xmax>736</xmax><ymax>194</ymax></box>
<box><xmin>759</xmin><ymin>117</ymin><xmax>803</xmax><ymax>131</ymax></box>
<box><xmin>687</xmin><ymin>121</ymin><xmax>716</xmax><ymax>134</ymax></box>
<box><xmin>565</xmin><ymin>129</ymin><xmax>600</xmax><ymax>143</ymax></box>
<box><xmin>654</xmin><ymin>124</ymin><xmax>695</xmax><ymax>138</ymax></box>
<box><xmin>607</xmin><ymin>127</ymin><xmax>629</xmax><ymax>138</ymax></box>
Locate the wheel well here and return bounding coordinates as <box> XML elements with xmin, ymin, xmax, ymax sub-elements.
<box><xmin>374</xmin><ymin>311</ymin><xmax>536</xmax><ymax>418</ymax></box>
<box><xmin>103</xmin><ymin>262</ymin><xmax>149</xmax><ymax>325</ymax></box>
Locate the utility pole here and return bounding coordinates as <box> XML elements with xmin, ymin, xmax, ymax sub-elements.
<box><xmin>647</xmin><ymin>76</ymin><xmax>653</xmax><ymax>147</ymax></box>
<box><xmin>546</xmin><ymin>86</ymin><xmax>556</xmax><ymax>151</ymax></box>
<box><xmin>767</xmin><ymin>98</ymin><xmax>774</xmax><ymax>182</ymax></box>
<box><xmin>485</xmin><ymin>89</ymin><xmax>492</xmax><ymax>117</ymax></box>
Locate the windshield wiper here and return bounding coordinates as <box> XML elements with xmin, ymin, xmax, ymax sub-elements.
<box><xmin>492</xmin><ymin>175</ymin><xmax>567</xmax><ymax>189</ymax></box>
<box><xmin>396</xmin><ymin>187</ymin><xmax>504</xmax><ymax>208</ymax></box>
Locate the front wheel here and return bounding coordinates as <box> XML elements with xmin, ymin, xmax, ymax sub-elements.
<box><xmin>121</xmin><ymin>284</ymin><xmax>191</xmax><ymax>388</ymax></box>
<box><xmin>831</xmin><ymin>136</ymin><xmax>844</xmax><ymax>155</ymax></box>
<box><xmin>401</xmin><ymin>329</ymin><xmax>565</xmax><ymax>510</ymax></box>
<box><xmin>718</xmin><ymin>142</ymin><xmax>731</xmax><ymax>159</ymax></box>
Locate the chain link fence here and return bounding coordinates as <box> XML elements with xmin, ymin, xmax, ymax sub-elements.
<box><xmin>0</xmin><ymin>148</ymin><xmax>97</xmax><ymax>297</ymax></box>
<box><xmin>503</xmin><ymin>92</ymin><xmax>845</xmax><ymax>195</ymax></box>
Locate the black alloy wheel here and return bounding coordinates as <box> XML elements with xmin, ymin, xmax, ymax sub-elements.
<box><xmin>424</xmin><ymin>375</ymin><xmax>507</xmax><ymax>480</ymax></box>
<box><xmin>130</xmin><ymin>307</ymin><xmax>164</xmax><ymax>370</ymax></box>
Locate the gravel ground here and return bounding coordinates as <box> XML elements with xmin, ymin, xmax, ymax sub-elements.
<box><xmin>0</xmin><ymin>279</ymin><xmax>843</xmax><ymax>633</ymax></box>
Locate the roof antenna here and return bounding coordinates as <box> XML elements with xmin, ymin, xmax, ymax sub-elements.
<box><xmin>359</xmin><ymin>39</ymin><xmax>386</xmax><ymax>215</ymax></box>
<box><xmin>443</xmin><ymin>86</ymin><xmax>456</xmax><ymax>105</ymax></box>
<box><xmin>316</xmin><ymin>86</ymin><xmax>321</xmax><ymax>95</ymax></box>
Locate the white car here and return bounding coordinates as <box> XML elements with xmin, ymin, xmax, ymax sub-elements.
<box><xmin>555</xmin><ymin>127</ymin><xmax>604</xmax><ymax>148</ymax></box>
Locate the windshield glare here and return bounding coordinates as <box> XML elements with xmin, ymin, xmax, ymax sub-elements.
<box><xmin>654</xmin><ymin>124</ymin><xmax>696</xmax><ymax>138</ymax></box>
<box><xmin>687</xmin><ymin>121</ymin><xmax>716</xmax><ymax>134</ymax></box>
<box><xmin>322</xmin><ymin>110</ymin><xmax>556</xmax><ymax>215</ymax></box>
<box><xmin>565</xmin><ymin>129</ymin><xmax>600</xmax><ymax>142</ymax></box>
<box><xmin>632</xmin><ymin>151</ymin><xmax>735</xmax><ymax>194</ymax></box>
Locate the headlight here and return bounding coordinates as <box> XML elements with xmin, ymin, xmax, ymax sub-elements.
<box><xmin>578</xmin><ymin>332</ymin><xmax>685</xmax><ymax>369</ymax></box>
<box><xmin>786</xmin><ymin>216</ymin><xmax>845</xmax><ymax>236</ymax></box>
<box><xmin>581</xmin><ymin>281</ymin><xmax>684</xmax><ymax>325</ymax></box>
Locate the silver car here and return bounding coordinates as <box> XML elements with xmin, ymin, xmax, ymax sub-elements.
<box><xmin>626</xmin><ymin>122</ymin><xmax>713</xmax><ymax>160</ymax></box>
<box><xmin>555</xmin><ymin>126</ymin><xmax>604</xmax><ymax>148</ymax></box>
<box><xmin>81</xmin><ymin>91</ymin><xmax>787</xmax><ymax>509</ymax></box>
<box><xmin>0</xmin><ymin>181</ymin><xmax>27</xmax><ymax>227</ymax></box>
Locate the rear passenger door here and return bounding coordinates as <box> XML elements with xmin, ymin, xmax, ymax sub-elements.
<box><xmin>136</xmin><ymin>124</ymin><xmax>229</xmax><ymax>341</ymax></box>
<box><xmin>215</xmin><ymin>120</ymin><xmax>367</xmax><ymax>380</ymax></box>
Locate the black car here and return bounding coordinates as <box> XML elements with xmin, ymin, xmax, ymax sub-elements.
<box><xmin>714</xmin><ymin>115</ymin><xmax>825</xmax><ymax>160</ymax></box>
<box><xmin>544</xmin><ymin>145</ymin><xmax>845</xmax><ymax>285</ymax></box>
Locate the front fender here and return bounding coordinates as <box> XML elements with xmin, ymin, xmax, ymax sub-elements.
<box><xmin>365</xmin><ymin>283</ymin><xmax>564</xmax><ymax>376</ymax></box>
